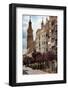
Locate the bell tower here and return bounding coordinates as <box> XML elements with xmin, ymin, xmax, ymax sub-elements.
<box><xmin>27</xmin><ymin>16</ymin><xmax>33</xmax><ymax>51</ymax></box>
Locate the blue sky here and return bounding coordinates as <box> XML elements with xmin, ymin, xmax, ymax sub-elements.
<box><xmin>22</xmin><ymin>15</ymin><xmax>48</xmax><ymax>53</ymax></box>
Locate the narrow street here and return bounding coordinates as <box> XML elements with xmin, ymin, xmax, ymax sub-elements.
<box><xmin>23</xmin><ymin>66</ymin><xmax>47</xmax><ymax>74</ymax></box>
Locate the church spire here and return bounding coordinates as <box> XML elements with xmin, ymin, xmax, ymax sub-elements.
<box><xmin>29</xmin><ymin>16</ymin><xmax>31</xmax><ymax>25</ymax></box>
<box><xmin>41</xmin><ymin>17</ymin><xmax>44</xmax><ymax>29</ymax></box>
<box><xmin>29</xmin><ymin>16</ymin><xmax>31</xmax><ymax>21</ymax></box>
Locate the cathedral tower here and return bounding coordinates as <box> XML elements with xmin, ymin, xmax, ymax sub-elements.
<box><xmin>27</xmin><ymin>16</ymin><xmax>34</xmax><ymax>52</ymax></box>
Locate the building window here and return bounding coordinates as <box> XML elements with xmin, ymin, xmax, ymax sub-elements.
<box><xmin>39</xmin><ymin>43</ymin><xmax>40</xmax><ymax>47</ymax></box>
<box><xmin>46</xmin><ymin>48</ymin><xmax>48</xmax><ymax>51</ymax></box>
<box><xmin>51</xmin><ymin>38</ymin><xmax>54</xmax><ymax>42</ymax></box>
<box><xmin>46</xmin><ymin>41</ymin><xmax>48</xmax><ymax>44</ymax></box>
<box><xmin>44</xmin><ymin>42</ymin><xmax>45</xmax><ymax>44</ymax></box>
<box><xmin>42</xmin><ymin>41</ymin><xmax>45</xmax><ymax>45</ymax></box>
<box><xmin>51</xmin><ymin>29</ymin><xmax>54</xmax><ymax>34</ymax></box>
<box><xmin>52</xmin><ymin>46</ymin><xmax>55</xmax><ymax>50</ymax></box>
<box><xmin>48</xmin><ymin>35</ymin><xmax>50</xmax><ymax>38</ymax></box>
<box><xmin>46</xmin><ymin>33</ymin><xmax>48</xmax><ymax>37</ymax></box>
<box><xmin>52</xmin><ymin>36</ymin><xmax>54</xmax><ymax>39</ymax></box>
<box><xmin>55</xmin><ymin>25</ymin><xmax>57</xmax><ymax>31</ymax></box>
<box><xmin>51</xmin><ymin>20</ymin><xmax>55</xmax><ymax>26</ymax></box>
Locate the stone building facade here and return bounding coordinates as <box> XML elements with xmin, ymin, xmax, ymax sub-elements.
<box><xmin>35</xmin><ymin>28</ymin><xmax>48</xmax><ymax>53</ymax></box>
<box><xmin>35</xmin><ymin>16</ymin><xmax>57</xmax><ymax>55</ymax></box>
<box><xmin>35</xmin><ymin>18</ymin><xmax>49</xmax><ymax>53</ymax></box>
<box><xmin>35</xmin><ymin>16</ymin><xmax>57</xmax><ymax>72</ymax></box>
<box><xmin>48</xmin><ymin>16</ymin><xmax>57</xmax><ymax>55</ymax></box>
